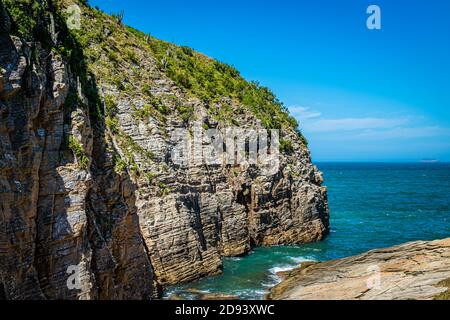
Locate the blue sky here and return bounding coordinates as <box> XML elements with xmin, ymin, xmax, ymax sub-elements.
<box><xmin>89</xmin><ymin>0</ymin><xmax>450</xmax><ymax>162</ymax></box>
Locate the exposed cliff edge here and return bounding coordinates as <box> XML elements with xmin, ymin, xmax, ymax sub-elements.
<box><xmin>268</xmin><ymin>238</ymin><xmax>450</xmax><ymax>300</ymax></box>
<box><xmin>0</xmin><ymin>0</ymin><xmax>329</xmax><ymax>299</ymax></box>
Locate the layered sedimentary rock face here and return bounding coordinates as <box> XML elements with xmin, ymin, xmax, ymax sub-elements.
<box><xmin>0</xmin><ymin>0</ymin><xmax>329</xmax><ymax>299</ymax></box>
<box><xmin>0</xmin><ymin>1</ymin><xmax>155</xmax><ymax>300</ymax></box>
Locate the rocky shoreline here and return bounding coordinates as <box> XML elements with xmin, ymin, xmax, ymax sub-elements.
<box><xmin>268</xmin><ymin>238</ymin><xmax>450</xmax><ymax>300</ymax></box>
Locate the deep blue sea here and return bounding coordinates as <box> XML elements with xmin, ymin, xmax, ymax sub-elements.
<box><xmin>166</xmin><ymin>162</ymin><xmax>450</xmax><ymax>299</ymax></box>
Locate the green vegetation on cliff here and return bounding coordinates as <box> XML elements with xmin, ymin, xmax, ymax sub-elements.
<box><xmin>5</xmin><ymin>0</ymin><xmax>305</xmax><ymax>135</ymax></box>
<box><xmin>3</xmin><ymin>0</ymin><xmax>45</xmax><ymax>40</ymax></box>
<box><xmin>128</xmin><ymin>24</ymin><xmax>300</xmax><ymax>132</ymax></box>
<box><xmin>67</xmin><ymin>136</ymin><xmax>90</xmax><ymax>169</ymax></box>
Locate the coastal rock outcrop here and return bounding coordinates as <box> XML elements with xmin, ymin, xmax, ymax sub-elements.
<box><xmin>268</xmin><ymin>238</ymin><xmax>450</xmax><ymax>300</ymax></box>
<box><xmin>0</xmin><ymin>0</ymin><xmax>329</xmax><ymax>299</ymax></box>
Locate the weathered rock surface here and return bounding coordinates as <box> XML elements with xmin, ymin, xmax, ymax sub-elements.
<box><xmin>0</xmin><ymin>0</ymin><xmax>154</xmax><ymax>299</ymax></box>
<box><xmin>0</xmin><ymin>0</ymin><xmax>329</xmax><ymax>299</ymax></box>
<box><xmin>268</xmin><ymin>238</ymin><xmax>450</xmax><ymax>300</ymax></box>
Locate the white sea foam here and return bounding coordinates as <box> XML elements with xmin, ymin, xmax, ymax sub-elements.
<box><xmin>227</xmin><ymin>257</ymin><xmax>243</xmax><ymax>261</ymax></box>
<box><xmin>269</xmin><ymin>265</ymin><xmax>294</xmax><ymax>274</ymax></box>
<box><xmin>264</xmin><ymin>256</ymin><xmax>319</xmax><ymax>289</ymax></box>
<box><xmin>266</xmin><ymin>264</ymin><xmax>297</xmax><ymax>286</ymax></box>
<box><xmin>288</xmin><ymin>256</ymin><xmax>317</xmax><ymax>264</ymax></box>
<box><xmin>233</xmin><ymin>288</ymin><xmax>268</xmax><ymax>300</ymax></box>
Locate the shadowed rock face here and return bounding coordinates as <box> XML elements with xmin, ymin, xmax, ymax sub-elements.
<box><xmin>268</xmin><ymin>238</ymin><xmax>450</xmax><ymax>300</ymax></box>
<box><xmin>0</xmin><ymin>0</ymin><xmax>329</xmax><ymax>299</ymax></box>
<box><xmin>0</xmin><ymin>0</ymin><xmax>154</xmax><ymax>299</ymax></box>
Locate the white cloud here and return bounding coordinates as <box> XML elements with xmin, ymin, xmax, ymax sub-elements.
<box><xmin>353</xmin><ymin>126</ymin><xmax>450</xmax><ymax>139</ymax></box>
<box><xmin>302</xmin><ymin>117</ymin><xmax>409</xmax><ymax>132</ymax></box>
<box><xmin>288</xmin><ymin>106</ymin><xmax>322</xmax><ymax>119</ymax></box>
<box><xmin>288</xmin><ymin>105</ymin><xmax>450</xmax><ymax>142</ymax></box>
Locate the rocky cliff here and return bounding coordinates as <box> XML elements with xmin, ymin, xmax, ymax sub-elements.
<box><xmin>268</xmin><ymin>238</ymin><xmax>450</xmax><ymax>300</ymax></box>
<box><xmin>0</xmin><ymin>0</ymin><xmax>329</xmax><ymax>299</ymax></box>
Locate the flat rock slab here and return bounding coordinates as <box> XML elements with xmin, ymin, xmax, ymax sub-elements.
<box><xmin>268</xmin><ymin>238</ymin><xmax>450</xmax><ymax>300</ymax></box>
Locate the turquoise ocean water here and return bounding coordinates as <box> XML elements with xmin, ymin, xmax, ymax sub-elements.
<box><xmin>166</xmin><ymin>162</ymin><xmax>450</xmax><ymax>299</ymax></box>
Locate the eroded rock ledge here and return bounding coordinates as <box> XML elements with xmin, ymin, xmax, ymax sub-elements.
<box><xmin>268</xmin><ymin>238</ymin><xmax>450</xmax><ymax>300</ymax></box>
